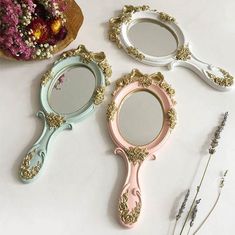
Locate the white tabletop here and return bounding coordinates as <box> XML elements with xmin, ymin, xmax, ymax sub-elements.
<box><xmin>0</xmin><ymin>0</ymin><xmax>235</xmax><ymax>234</ymax></box>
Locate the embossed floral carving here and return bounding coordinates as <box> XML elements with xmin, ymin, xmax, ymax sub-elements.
<box><xmin>94</xmin><ymin>86</ymin><xmax>105</xmax><ymax>105</ymax></box>
<box><xmin>41</xmin><ymin>69</ymin><xmax>53</xmax><ymax>86</ymax></box>
<box><xmin>125</xmin><ymin>147</ymin><xmax>149</xmax><ymax>165</ymax></box>
<box><xmin>126</xmin><ymin>46</ymin><xmax>145</xmax><ymax>60</ymax></box>
<box><xmin>176</xmin><ymin>45</ymin><xmax>192</xmax><ymax>61</ymax></box>
<box><xmin>168</xmin><ymin>108</ymin><xmax>177</xmax><ymax>129</ymax></box>
<box><xmin>119</xmin><ymin>190</ymin><xmax>141</xmax><ymax>226</ymax></box>
<box><xmin>19</xmin><ymin>150</ymin><xmax>42</xmax><ymax>180</ymax></box>
<box><xmin>207</xmin><ymin>68</ymin><xmax>234</xmax><ymax>87</ymax></box>
<box><xmin>46</xmin><ymin>113</ymin><xmax>65</xmax><ymax>129</ymax></box>
<box><xmin>107</xmin><ymin>101</ymin><xmax>118</xmax><ymax>121</ymax></box>
<box><xmin>109</xmin><ymin>5</ymin><xmax>150</xmax><ymax>48</ymax></box>
<box><xmin>159</xmin><ymin>12</ymin><xmax>176</xmax><ymax>23</ymax></box>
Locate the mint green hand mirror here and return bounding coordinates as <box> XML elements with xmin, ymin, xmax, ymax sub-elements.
<box><xmin>19</xmin><ymin>45</ymin><xmax>112</xmax><ymax>183</ymax></box>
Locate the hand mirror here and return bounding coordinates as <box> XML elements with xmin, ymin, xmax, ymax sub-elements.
<box><xmin>19</xmin><ymin>45</ymin><xmax>112</xmax><ymax>183</ymax></box>
<box><xmin>109</xmin><ymin>5</ymin><xmax>234</xmax><ymax>91</ymax></box>
<box><xmin>106</xmin><ymin>69</ymin><xmax>176</xmax><ymax>228</ymax></box>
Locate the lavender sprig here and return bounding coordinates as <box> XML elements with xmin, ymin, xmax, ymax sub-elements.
<box><xmin>193</xmin><ymin>171</ymin><xmax>228</xmax><ymax>234</ymax></box>
<box><xmin>179</xmin><ymin>112</ymin><xmax>229</xmax><ymax>235</ymax></box>
<box><xmin>190</xmin><ymin>199</ymin><xmax>201</xmax><ymax>227</ymax></box>
<box><xmin>176</xmin><ymin>190</ymin><xmax>190</xmax><ymax>221</ymax></box>
<box><xmin>209</xmin><ymin>112</ymin><xmax>228</xmax><ymax>155</ymax></box>
<box><xmin>172</xmin><ymin>190</ymin><xmax>190</xmax><ymax>235</ymax></box>
<box><xmin>186</xmin><ymin>199</ymin><xmax>201</xmax><ymax>235</ymax></box>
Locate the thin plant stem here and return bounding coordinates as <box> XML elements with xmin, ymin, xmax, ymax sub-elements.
<box><xmin>179</xmin><ymin>154</ymin><xmax>212</xmax><ymax>235</ymax></box>
<box><xmin>172</xmin><ymin>220</ymin><xmax>178</xmax><ymax>235</ymax></box>
<box><xmin>193</xmin><ymin>170</ymin><xmax>228</xmax><ymax>234</ymax></box>
<box><xmin>187</xmin><ymin>226</ymin><xmax>191</xmax><ymax>235</ymax></box>
<box><xmin>192</xmin><ymin>191</ymin><xmax>221</xmax><ymax>235</ymax></box>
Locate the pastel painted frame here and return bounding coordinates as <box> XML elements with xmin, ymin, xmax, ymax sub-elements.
<box><xmin>106</xmin><ymin>69</ymin><xmax>176</xmax><ymax>228</ymax></box>
<box><xmin>19</xmin><ymin>45</ymin><xmax>112</xmax><ymax>183</ymax></box>
<box><xmin>109</xmin><ymin>5</ymin><xmax>234</xmax><ymax>91</ymax></box>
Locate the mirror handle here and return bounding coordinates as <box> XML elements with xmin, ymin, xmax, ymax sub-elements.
<box><xmin>19</xmin><ymin>111</ymin><xmax>72</xmax><ymax>183</ymax></box>
<box><xmin>169</xmin><ymin>51</ymin><xmax>234</xmax><ymax>91</ymax></box>
<box><xmin>115</xmin><ymin>147</ymin><xmax>143</xmax><ymax>228</ymax></box>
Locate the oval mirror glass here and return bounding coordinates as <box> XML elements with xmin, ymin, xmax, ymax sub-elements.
<box><xmin>118</xmin><ymin>91</ymin><xmax>163</xmax><ymax>146</ymax></box>
<box><xmin>49</xmin><ymin>66</ymin><xmax>96</xmax><ymax>114</ymax></box>
<box><xmin>128</xmin><ymin>20</ymin><xmax>178</xmax><ymax>57</ymax></box>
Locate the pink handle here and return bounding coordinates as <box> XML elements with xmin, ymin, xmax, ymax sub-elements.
<box><xmin>115</xmin><ymin>148</ymin><xmax>143</xmax><ymax>228</ymax></box>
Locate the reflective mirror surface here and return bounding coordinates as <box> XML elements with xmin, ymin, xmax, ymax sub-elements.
<box><xmin>118</xmin><ymin>91</ymin><xmax>163</xmax><ymax>145</ymax></box>
<box><xmin>128</xmin><ymin>20</ymin><xmax>178</xmax><ymax>57</ymax></box>
<box><xmin>49</xmin><ymin>66</ymin><xmax>96</xmax><ymax>114</ymax></box>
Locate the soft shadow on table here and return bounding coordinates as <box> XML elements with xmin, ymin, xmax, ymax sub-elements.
<box><xmin>10</xmin><ymin>68</ymin><xmax>49</xmax><ymax>184</ymax></box>
<box><xmin>95</xmin><ymin>100</ymin><xmax>126</xmax><ymax>228</ymax></box>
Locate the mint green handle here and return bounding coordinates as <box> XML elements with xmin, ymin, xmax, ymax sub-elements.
<box><xmin>19</xmin><ymin>111</ymin><xmax>72</xmax><ymax>183</ymax></box>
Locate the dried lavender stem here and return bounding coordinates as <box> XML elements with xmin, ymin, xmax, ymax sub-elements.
<box><xmin>172</xmin><ymin>220</ymin><xmax>178</xmax><ymax>235</ymax></box>
<box><xmin>172</xmin><ymin>189</ymin><xmax>190</xmax><ymax>235</ymax></box>
<box><xmin>179</xmin><ymin>154</ymin><xmax>212</xmax><ymax>235</ymax></box>
<box><xmin>193</xmin><ymin>171</ymin><xmax>228</xmax><ymax>234</ymax></box>
<box><xmin>192</xmin><ymin>192</ymin><xmax>221</xmax><ymax>235</ymax></box>
<box><xmin>179</xmin><ymin>112</ymin><xmax>228</xmax><ymax>235</ymax></box>
<box><xmin>187</xmin><ymin>226</ymin><xmax>191</xmax><ymax>235</ymax></box>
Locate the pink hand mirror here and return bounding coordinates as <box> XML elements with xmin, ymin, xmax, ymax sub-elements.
<box><xmin>107</xmin><ymin>69</ymin><xmax>176</xmax><ymax>228</ymax></box>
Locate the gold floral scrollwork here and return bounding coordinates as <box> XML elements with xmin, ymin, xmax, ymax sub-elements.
<box><xmin>19</xmin><ymin>150</ymin><xmax>42</xmax><ymax>180</ymax></box>
<box><xmin>113</xmin><ymin>73</ymin><xmax>134</xmax><ymax>95</ymax></box>
<box><xmin>109</xmin><ymin>5</ymin><xmax>150</xmax><ymax>48</ymax></box>
<box><xmin>57</xmin><ymin>45</ymin><xmax>92</xmax><ymax>63</ymax></box>
<box><xmin>168</xmin><ymin>108</ymin><xmax>177</xmax><ymax>129</ymax></box>
<box><xmin>159</xmin><ymin>80</ymin><xmax>176</xmax><ymax>104</ymax></box>
<box><xmin>125</xmin><ymin>147</ymin><xmax>149</xmax><ymax>165</ymax></box>
<box><xmin>159</xmin><ymin>12</ymin><xmax>176</xmax><ymax>23</ymax></box>
<box><xmin>55</xmin><ymin>45</ymin><xmax>112</xmax><ymax>84</ymax></box>
<box><xmin>126</xmin><ymin>46</ymin><xmax>145</xmax><ymax>60</ymax></box>
<box><xmin>94</xmin><ymin>86</ymin><xmax>105</xmax><ymax>105</ymax></box>
<box><xmin>206</xmin><ymin>68</ymin><xmax>234</xmax><ymax>87</ymax></box>
<box><xmin>98</xmin><ymin>60</ymin><xmax>112</xmax><ymax>86</ymax></box>
<box><xmin>46</xmin><ymin>113</ymin><xmax>65</xmax><ymax>129</ymax></box>
<box><xmin>119</xmin><ymin>190</ymin><xmax>141</xmax><ymax>226</ymax></box>
<box><xmin>112</xmin><ymin>70</ymin><xmax>176</xmax><ymax>102</ymax></box>
<box><xmin>41</xmin><ymin>69</ymin><xmax>53</xmax><ymax>86</ymax></box>
<box><xmin>107</xmin><ymin>101</ymin><xmax>118</xmax><ymax>121</ymax></box>
<box><xmin>176</xmin><ymin>45</ymin><xmax>192</xmax><ymax>61</ymax></box>
<box><xmin>138</xmin><ymin>75</ymin><xmax>152</xmax><ymax>87</ymax></box>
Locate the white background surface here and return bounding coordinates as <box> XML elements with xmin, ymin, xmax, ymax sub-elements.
<box><xmin>0</xmin><ymin>0</ymin><xmax>235</xmax><ymax>234</ymax></box>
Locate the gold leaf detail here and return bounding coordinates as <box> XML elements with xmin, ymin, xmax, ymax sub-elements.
<box><xmin>125</xmin><ymin>147</ymin><xmax>148</xmax><ymax>165</ymax></box>
<box><xmin>41</xmin><ymin>69</ymin><xmax>53</xmax><ymax>86</ymax></box>
<box><xmin>207</xmin><ymin>68</ymin><xmax>234</xmax><ymax>87</ymax></box>
<box><xmin>19</xmin><ymin>151</ymin><xmax>42</xmax><ymax>180</ymax></box>
<box><xmin>176</xmin><ymin>45</ymin><xmax>192</xmax><ymax>61</ymax></box>
<box><xmin>56</xmin><ymin>45</ymin><xmax>112</xmax><ymax>82</ymax></box>
<box><xmin>94</xmin><ymin>86</ymin><xmax>105</xmax><ymax>105</ymax></box>
<box><xmin>98</xmin><ymin>60</ymin><xmax>112</xmax><ymax>85</ymax></box>
<box><xmin>46</xmin><ymin>113</ymin><xmax>65</xmax><ymax>129</ymax></box>
<box><xmin>109</xmin><ymin>5</ymin><xmax>150</xmax><ymax>48</ymax></box>
<box><xmin>159</xmin><ymin>12</ymin><xmax>176</xmax><ymax>23</ymax></box>
<box><xmin>106</xmin><ymin>101</ymin><xmax>118</xmax><ymax>121</ymax></box>
<box><xmin>159</xmin><ymin>80</ymin><xmax>176</xmax><ymax>104</ymax></box>
<box><xmin>119</xmin><ymin>190</ymin><xmax>141</xmax><ymax>225</ymax></box>
<box><xmin>138</xmin><ymin>75</ymin><xmax>153</xmax><ymax>87</ymax></box>
<box><xmin>168</xmin><ymin>108</ymin><xmax>177</xmax><ymax>129</ymax></box>
<box><xmin>126</xmin><ymin>46</ymin><xmax>145</xmax><ymax>60</ymax></box>
<box><xmin>112</xmin><ymin>70</ymin><xmax>175</xmax><ymax>103</ymax></box>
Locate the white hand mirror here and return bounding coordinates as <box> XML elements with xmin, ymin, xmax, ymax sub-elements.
<box><xmin>107</xmin><ymin>69</ymin><xmax>176</xmax><ymax>228</ymax></box>
<box><xmin>109</xmin><ymin>5</ymin><xmax>234</xmax><ymax>91</ymax></box>
<box><xmin>19</xmin><ymin>45</ymin><xmax>112</xmax><ymax>183</ymax></box>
